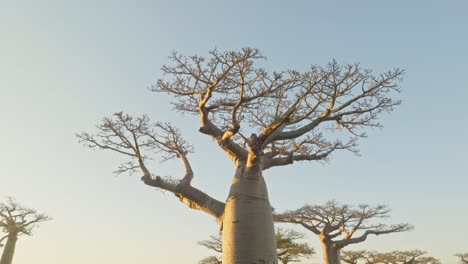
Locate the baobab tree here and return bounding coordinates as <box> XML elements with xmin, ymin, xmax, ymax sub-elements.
<box><xmin>198</xmin><ymin>256</ymin><xmax>222</xmax><ymax>264</ymax></box>
<box><xmin>0</xmin><ymin>197</ymin><xmax>51</xmax><ymax>264</ymax></box>
<box><xmin>455</xmin><ymin>253</ymin><xmax>468</xmax><ymax>264</ymax></box>
<box><xmin>361</xmin><ymin>251</ymin><xmax>393</xmax><ymax>264</ymax></box>
<box><xmin>360</xmin><ymin>250</ymin><xmax>440</xmax><ymax>264</ymax></box>
<box><xmin>341</xmin><ymin>250</ymin><xmax>367</xmax><ymax>264</ymax></box>
<box><xmin>198</xmin><ymin>229</ymin><xmax>314</xmax><ymax>264</ymax></box>
<box><xmin>78</xmin><ymin>48</ymin><xmax>403</xmax><ymax>264</ymax></box>
<box><xmin>275</xmin><ymin>200</ymin><xmax>412</xmax><ymax>264</ymax></box>
<box><xmin>275</xmin><ymin>228</ymin><xmax>314</xmax><ymax>264</ymax></box>
<box><xmin>392</xmin><ymin>250</ymin><xmax>440</xmax><ymax>264</ymax></box>
<box><xmin>198</xmin><ymin>235</ymin><xmax>222</xmax><ymax>264</ymax></box>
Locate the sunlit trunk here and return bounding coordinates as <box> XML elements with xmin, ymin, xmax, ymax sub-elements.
<box><xmin>0</xmin><ymin>234</ymin><xmax>18</xmax><ymax>264</ymax></box>
<box><xmin>222</xmin><ymin>165</ymin><xmax>277</xmax><ymax>264</ymax></box>
<box><xmin>322</xmin><ymin>242</ymin><xmax>340</xmax><ymax>264</ymax></box>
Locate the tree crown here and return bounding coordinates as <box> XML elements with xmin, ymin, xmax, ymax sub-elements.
<box><xmin>350</xmin><ymin>250</ymin><xmax>441</xmax><ymax>264</ymax></box>
<box><xmin>77</xmin><ymin>48</ymin><xmax>404</xmax><ymax>219</ymax></box>
<box><xmin>275</xmin><ymin>200</ymin><xmax>412</xmax><ymax>247</ymax></box>
<box><xmin>0</xmin><ymin>197</ymin><xmax>51</xmax><ymax>246</ymax></box>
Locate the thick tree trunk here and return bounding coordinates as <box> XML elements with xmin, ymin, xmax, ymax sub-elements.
<box><xmin>222</xmin><ymin>165</ymin><xmax>277</xmax><ymax>264</ymax></box>
<box><xmin>322</xmin><ymin>242</ymin><xmax>341</xmax><ymax>264</ymax></box>
<box><xmin>0</xmin><ymin>234</ymin><xmax>18</xmax><ymax>264</ymax></box>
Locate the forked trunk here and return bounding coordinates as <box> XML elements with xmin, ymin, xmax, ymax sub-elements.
<box><xmin>322</xmin><ymin>242</ymin><xmax>341</xmax><ymax>264</ymax></box>
<box><xmin>0</xmin><ymin>234</ymin><xmax>18</xmax><ymax>264</ymax></box>
<box><xmin>222</xmin><ymin>165</ymin><xmax>277</xmax><ymax>264</ymax></box>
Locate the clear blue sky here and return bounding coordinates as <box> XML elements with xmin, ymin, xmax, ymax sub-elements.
<box><xmin>1</xmin><ymin>1</ymin><xmax>467</xmax><ymax>263</ymax></box>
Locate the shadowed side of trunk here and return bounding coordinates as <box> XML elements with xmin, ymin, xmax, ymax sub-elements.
<box><xmin>0</xmin><ymin>234</ymin><xmax>18</xmax><ymax>264</ymax></box>
<box><xmin>322</xmin><ymin>242</ymin><xmax>341</xmax><ymax>264</ymax></box>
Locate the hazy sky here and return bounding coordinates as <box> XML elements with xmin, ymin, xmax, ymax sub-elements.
<box><xmin>1</xmin><ymin>1</ymin><xmax>467</xmax><ymax>263</ymax></box>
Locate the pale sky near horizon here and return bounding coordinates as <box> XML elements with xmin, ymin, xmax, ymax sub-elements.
<box><xmin>1</xmin><ymin>1</ymin><xmax>467</xmax><ymax>263</ymax></box>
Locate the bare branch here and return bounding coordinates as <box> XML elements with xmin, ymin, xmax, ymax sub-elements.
<box><xmin>154</xmin><ymin>48</ymin><xmax>268</xmax><ymax>162</ymax></box>
<box><xmin>341</xmin><ymin>250</ymin><xmax>368</xmax><ymax>264</ymax></box>
<box><xmin>274</xmin><ymin>200</ymin><xmax>412</xmax><ymax>248</ymax></box>
<box><xmin>0</xmin><ymin>197</ymin><xmax>51</xmax><ymax>238</ymax></box>
<box><xmin>335</xmin><ymin>223</ymin><xmax>413</xmax><ymax>246</ymax></box>
<box><xmin>198</xmin><ymin>256</ymin><xmax>222</xmax><ymax>264</ymax></box>
<box><xmin>198</xmin><ymin>235</ymin><xmax>223</xmax><ymax>253</ymax></box>
<box><xmin>275</xmin><ymin>227</ymin><xmax>315</xmax><ymax>263</ymax></box>
<box><xmin>77</xmin><ymin>112</ymin><xmax>225</xmax><ymax>219</ymax></box>
<box><xmin>0</xmin><ymin>234</ymin><xmax>8</xmax><ymax>247</ymax></box>
<box><xmin>364</xmin><ymin>250</ymin><xmax>441</xmax><ymax>264</ymax></box>
<box><xmin>273</xmin><ymin>66</ymin><xmax>403</xmax><ymax>142</ymax></box>
<box><xmin>153</xmin><ymin>49</ymin><xmax>403</xmax><ymax>167</ymax></box>
<box><xmin>263</xmin><ymin>137</ymin><xmax>358</xmax><ymax>170</ymax></box>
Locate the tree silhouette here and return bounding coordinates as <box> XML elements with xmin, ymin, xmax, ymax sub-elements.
<box><xmin>0</xmin><ymin>197</ymin><xmax>51</xmax><ymax>264</ymax></box>
<box><xmin>275</xmin><ymin>228</ymin><xmax>314</xmax><ymax>264</ymax></box>
<box><xmin>78</xmin><ymin>48</ymin><xmax>403</xmax><ymax>263</ymax></box>
<box><xmin>360</xmin><ymin>250</ymin><xmax>441</xmax><ymax>264</ymax></box>
<box><xmin>198</xmin><ymin>256</ymin><xmax>222</xmax><ymax>264</ymax></box>
<box><xmin>275</xmin><ymin>200</ymin><xmax>412</xmax><ymax>264</ymax></box>
<box><xmin>341</xmin><ymin>250</ymin><xmax>367</xmax><ymax>264</ymax></box>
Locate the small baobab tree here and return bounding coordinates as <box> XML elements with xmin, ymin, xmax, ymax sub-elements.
<box><xmin>198</xmin><ymin>256</ymin><xmax>222</xmax><ymax>264</ymax></box>
<box><xmin>393</xmin><ymin>250</ymin><xmax>441</xmax><ymax>264</ymax></box>
<box><xmin>78</xmin><ymin>48</ymin><xmax>403</xmax><ymax>264</ymax></box>
<box><xmin>341</xmin><ymin>250</ymin><xmax>368</xmax><ymax>264</ymax></box>
<box><xmin>198</xmin><ymin>229</ymin><xmax>314</xmax><ymax>264</ymax></box>
<box><xmin>0</xmin><ymin>197</ymin><xmax>51</xmax><ymax>264</ymax></box>
<box><xmin>275</xmin><ymin>228</ymin><xmax>314</xmax><ymax>264</ymax></box>
<box><xmin>455</xmin><ymin>253</ymin><xmax>468</xmax><ymax>264</ymax></box>
<box><xmin>198</xmin><ymin>235</ymin><xmax>222</xmax><ymax>264</ymax></box>
<box><xmin>362</xmin><ymin>250</ymin><xmax>440</xmax><ymax>264</ymax></box>
<box><xmin>275</xmin><ymin>200</ymin><xmax>412</xmax><ymax>264</ymax></box>
<box><xmin>362</xmin><ymin>251</ymin><xmax>394</xmax><ymax>264</ymax></box>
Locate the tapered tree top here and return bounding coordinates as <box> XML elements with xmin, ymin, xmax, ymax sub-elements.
<box><xmin>274</xmin><ymin>200</ymin><xmax>412</xmax><ymax>248</ymax></box>
<box><xmin>0</xmin><ymin>197</ymin><xmax>51</xmax><ymax>246</ymax></box>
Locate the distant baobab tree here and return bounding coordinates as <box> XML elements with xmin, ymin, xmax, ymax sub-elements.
<box><xmin>275</xmin><ymin>228</ymin><xmax>315</xmax><ymax>264</ymax></box>
<box><xmin>456</xmin><ymin>253</ymin><xmax>468</xmax><ymax>264</ymax></box>
<box><xmin>388</xmin><ymin>250</ymin><xmax>440</xmax><ymax>264</ymax></box>
<box><xmin>198</xmin><ymin>235</ymin><xmax>222</xmax><ymax>264</ymax></box>
<box><xmin>198</xmin><ymin>255</ymin><xmax>222</xmax><ymax>264</ymax></box>
<box><xmin>198</xmin><ymin>228</ymin><xmax>314</xmax><ymax>264</ymax></box>
<box><xmin>341</xmin><ymin>250</ymin><xmax>367</xmax><ymax>264</ymax></box>
<box><xmin>357</xmin><ymin>249</ymin><xmax>441</xmax><ymax>264</ymax></box>
<box><xmin>275</xmin><ymin>200</ymin><xmax>412</xmax><ymax>264</ymax></box>
<box><xmin>78</xmin><ymin>48</ymin><xmax>403</xmax><ymax>264</ymax></box>
<box><xmin>0</xmin><ymin>197</ymin><xmax>51</xmax><ymax>264</ymax></box>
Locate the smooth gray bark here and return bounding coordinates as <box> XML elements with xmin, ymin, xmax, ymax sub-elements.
<box><xmin>222</xmin><ymin>165</ymin><xmax>277</xmax><ymax>264</ymax></box>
